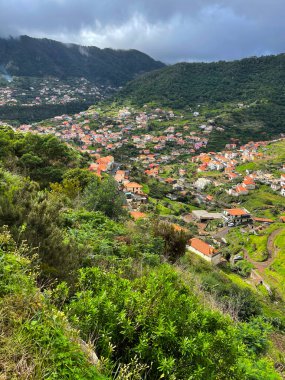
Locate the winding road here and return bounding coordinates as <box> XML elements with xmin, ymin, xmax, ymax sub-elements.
<box><xmin>243</xmin><ymin>227</ymin><xmax>283</xmax><ymax>293</ymax></box>
<box><xmin>246</xmin><ymin>227</ymin><xmax>283</xmax><ymax>273</ymax></box>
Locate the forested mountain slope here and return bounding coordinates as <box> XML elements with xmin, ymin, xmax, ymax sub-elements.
<box><xmin>116</xmin><ymin>54</ymin><xmax>285</xmax><ymax>142</ymax></box>
<box><xmin>0</xmin><ymin>35</ymin><xmax>164</xmax><ymax>86</ymax></box>
<box><xmin>119</xmin><ymin>54</ymin><xmax>285</xmax><ymax>106</ymax></box>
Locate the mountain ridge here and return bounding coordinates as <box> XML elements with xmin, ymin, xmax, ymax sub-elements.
<box><xmin>118</xmin><ymin>52</ymin><xmax>285</xmax><ymax>106</ymax></box>
<box><xmin>115</xmin><ymin>52</ymin><xmax>285</xmax><ymax>144</ymax></box>
<box><xmin>0</xmin><ymin>35</ymin><xmax>165</xmax><ymax>86</ymax></box>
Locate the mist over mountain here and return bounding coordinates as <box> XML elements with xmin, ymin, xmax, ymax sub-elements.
<box><xmin>0</xmin><ymin>35</ymin><xmax>165</xmax><ymax>86</ymax></box>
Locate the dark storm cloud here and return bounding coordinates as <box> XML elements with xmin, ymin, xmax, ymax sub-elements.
<box><xmin>0</xmin><ymin>0</ymin><xmax>284</xmax><ymax>62</ymax></box>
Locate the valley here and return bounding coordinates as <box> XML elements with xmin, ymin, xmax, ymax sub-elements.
<box><xmin>11</xmin><ymin>102</ymin><xmax>285</xmax><ymax>303</ymax></box>
<box><xmin>0</xmin><ymin>37</ymin><xmax>285</xmax><ymax>380</ymax></box>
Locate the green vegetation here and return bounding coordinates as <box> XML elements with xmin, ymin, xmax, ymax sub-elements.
<box><xmin>120</xmin><ymin>54</ymin><xmax>285</xmax><ymax>106</ymax></box>
<box><xmin>265</xmin><ymin>228</ymin><xmax>285</xmax><ymax>298</ymax></box>
<box><xmin>241</xmin><ymin>186</ymin><xmax>285</xmax><ymax>219</ymax></box>
<box><xmin>0</xmin><ymin>126</ymin><xmax>284</xmax><ymax>378</ymax></box>
<box><xmin>246</xmin><ymin>234</ymin><xmax>268</xmax><ymax>262</ymax></box>
<box><xmin>0</xmin><ymin>227</ymin><xmax>107</xmax><ymax>379</ymax></box>
<box><xmin>118</xmin><ymin>54</ymin><xmax>285</xmax><ymax>147</ymax></box>
<box><xmin>0</xmin><ymin>125</ymin><xmax>85</xmax><ymax>186</ymax></box>
<box><xmin>0</xmin><ymin>35</ymin><xmax>164</xmax><ymax>86</ymax></box>
<box><xmin>0</xmin><ymin>101</ymin><xmax>95</xmax><ymax>123</ymax></box>
<box><xmin>226</xmin><ymin>224</ymin><xmax>283</xmax><ymax>262</ymax></box>
<box><xmin>236</xmin><ymin>140</ymin><xmax>285</xmax><ymax>176</ymax></box>
<box><xmin>65</xmin><ymin>264</ymin><xmax>280</xmax><ymax>379</ymax></box>
<box><xmin>236</xmin><ymin>162</ymin><xmax>260</xmax><ymax>174</ymax></box>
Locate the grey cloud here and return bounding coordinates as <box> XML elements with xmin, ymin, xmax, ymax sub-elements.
<box><xmin>0</xmin><ymin>0</ymin><xmax>284</xmax><ymax>62</ymax></box>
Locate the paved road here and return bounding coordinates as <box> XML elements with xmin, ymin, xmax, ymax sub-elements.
<box><xmin>213</xmin><ymin>227</ymin><xmax>229</xmax><ymax>239</ymax></box>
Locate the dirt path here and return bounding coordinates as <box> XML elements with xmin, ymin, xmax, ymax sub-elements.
<box><xmin>245</xmin><ymin>227</ymin><xmax>283</xmax><ymax>273</ymax></box>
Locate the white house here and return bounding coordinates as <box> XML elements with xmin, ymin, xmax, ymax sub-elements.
<box><xmin>187</xmin><ymin>238</ymin><xmax>222</xmax><ymax>265</ymax></box>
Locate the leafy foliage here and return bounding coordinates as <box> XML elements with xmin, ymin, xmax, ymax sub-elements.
<box><xmin>66</xmin><ymin>265</ymin><xmax>280</xmax><ymax>380</ymax></box>
<box><xmin>119</xmin><ymin>54</ymin><xmax>285</xmax><ymax>144</ymax></box>
<box><xmin>120</xmin><ymin>54</ymin><xmax>285</xmax><ymax>106</ymax></box>
<box><xmin>0</xmin><ymin>227</ymin><xmax>107</xmax><ymax>379</ymax></box>
<box><xmin>0</xmin><ymin>127</ymin><xmax>283</xmax><ymax>379</ymax></box>
<box><xmin>83</xmin><ymin>176</ymin><xmax>127</xmax><ymax>220</ymax></box>
<box><xmin>0</xmin><ymin>126</ymin><xmax>84</xmax><ymax>186</ymax></box>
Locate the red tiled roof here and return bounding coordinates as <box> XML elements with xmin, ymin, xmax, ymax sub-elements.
<box><xmin>253</xmin><ymin>217</ymin><xmax>274</xmax><ymax>223</ymax></box>
<box><xmin>225</xmin><ymin>208</ymin><xmax>249</xmax><ymax>216</ymax></box>
<box><xmin>97</xmin><ymin>155</ymin><xmax>114</xmax><ymax>164</ymax></box>
<box><xmin>125</xmin><ymin>182</ymin><xmax>143</xmax><ymax>188</ymax></box>
<box><xmin>243</xmin><ymin>177</ymin><xmax>255</xmax><ymax>185</ymax></box>
<box><xmin>236</xmin><ymin>185</ymin><xmax>248</xmax><ymax>193</ymax></box>
<box><xmin>130</xmin><ymin>211</ymin><xmax>147</xmax><ymax>220</ymax></box>
<box><xmin>190</xmin><ymin>238</ymin><xmax>216</xmax><ymax>257</ymax></box>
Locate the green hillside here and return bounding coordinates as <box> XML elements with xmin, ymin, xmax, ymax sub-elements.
<box><xmin>118</xmin><ymin>54</ymin><xmax>285</xmax><ymax>142</ymax></box>
<box><xmin>0</xmin><ymin>227</ymin><xmax>108</xmax><ymax>379</ymax></box>
<box><xmin>0</xmin><ymin>35</ymin><xmax>165</xmax><ymax>86</ymax></box>
<box><xmin>120</xmin><ymin>54</ymin><xmax>285</xmax><ymax>106</ymax></box>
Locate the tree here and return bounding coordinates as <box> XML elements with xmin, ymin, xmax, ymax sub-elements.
<box><xmin>50</xmin><ymin>178</ymin><xmax>82</xmax><ymax>200</ymax></box>
<box><xmin>63</xmin><ymin>168</ymin><xmax>94</xmax><ymax>190</ymax></box>
<box><xmin>84</xmin><ymin>176</ymin><xmax>127</xmax><ymax>220</ymax></box>
<box><xmin>22</xmin><ymin>192</ymin><xmax>82</xmax><ymax>282</ymax></box>
<box><xmin>153</xmin><ymin>221</ymin><xmax>190</xmax><ymax>263</ymax></box>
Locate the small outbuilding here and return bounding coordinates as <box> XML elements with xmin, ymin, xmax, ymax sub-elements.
<box><xmin>187</xmin><ymin>237</ymin><xmax>222</xmax><ymax>265</ymax></box>
<box><xmin>192</xmin><ymin>210</ymin><xmax>222</xmax><ymax>222</ymax></box>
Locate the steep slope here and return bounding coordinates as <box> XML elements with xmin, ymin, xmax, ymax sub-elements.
<box><xmin>0</xmin><ymin>227</ymin><xmax>108</xmax><ymax>379</ymax></box>
<box><xmin>0</xmin><ymin>126</ymin><xmax>283</xmax><ymax>379</ymax></box>
<box><xmin>119</xmin><ymin>54</ymin><xmax>285</xmax><ymax>106</ymax></box>
<box><xmin>0</xmin><ymin>35</ymin><xmax>165</xmax><ymax>86</ymax></box>
<box><xmin>117</xmin><ymin>54</ymin><xmax>285</xmax><ymax>142</ymax></box>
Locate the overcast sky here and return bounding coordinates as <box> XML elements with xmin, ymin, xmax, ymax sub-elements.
<box><xmin>0</xmin><ymin>0</ymin><xmax>284</xmax><ymax>63</ymax></box>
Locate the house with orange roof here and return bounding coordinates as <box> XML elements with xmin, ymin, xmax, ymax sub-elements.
<box><xmin>242</xmin><ymin>176</ymin><xmax>256</xmax><ymax>190</ymax></box>
<box><xmin>228</xmin><ymin>185</ymin><xmax>249</xmax><ymax>197</ymax></box>
<box><xmin>145</xmin><ymin>167</ymin><xmax>159</xmax><ymax>177</ymax></box>
<box><xmin>130</xmin><ymin>211</ymin><xmax>147</xmax><ymax>220</ymax></box>
<box><xmin>223</xmin><ymin>208</ymin><xmax>252</xmax><ymax>226</ymax></box>
<box><xmin>227</xmin><ymin>172</ymin><xmax>239</xmax><ymax>181</ymax></box>
<box><xmin>253</xmin><ymin>217</ymin><xmax>274</xmax><ymax>224</ymax></box>
<box><xmin>197</xmin><ymin>163</ymin><xmax>208</xmax><ymax>172</ymax></box>
<box><xmin>96</xmin><ymin>155</ymin><xmax>114</xmax><ymax>171</ymax></box>
<box><xmin>124</xmin><ymin>182</ymin><xmax>143</xmax><ymax>194</ymax></box>
<box><xmin>114</xmin><ymin>170</ymin><xmax>127</xmax><ymax>183</ymax></box>
<box><xmin>187</xmin><ymin>237</ymin><xmax>222</xmax><ymax>265</ymax></box>
<box><xmin>225</xmin><ymin>166</ymin><xmax>236</xmax><ymax>174</ymax></box>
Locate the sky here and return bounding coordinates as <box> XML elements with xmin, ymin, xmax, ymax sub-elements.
<box><xmin>0</xmin><ymin>0</ymin><xmax>284</xmax><ymax>63</ymax></box>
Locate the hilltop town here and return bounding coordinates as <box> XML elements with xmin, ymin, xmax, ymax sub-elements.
<box><xmin>0</xmin><ymin>76</ymin><xmax>116</xmax><ymax>107</ymax></box>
